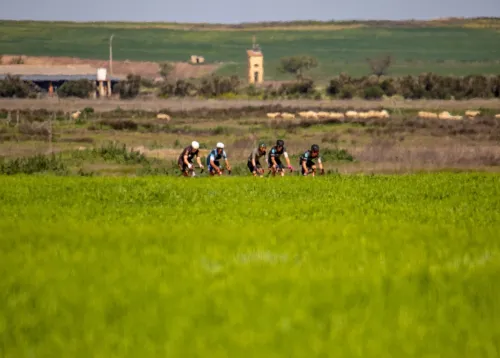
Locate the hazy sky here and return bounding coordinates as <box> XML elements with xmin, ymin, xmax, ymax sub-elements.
<box><xmin>1</xmin><ymin>0</ymin><xmax>500</xmax><ymax>23</ymax></box>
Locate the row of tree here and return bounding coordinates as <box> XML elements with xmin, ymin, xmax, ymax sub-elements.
<box><xmin>1</xmin><ymin>72</ymin><xmax>500</xmax><ymax>100</ymax></box>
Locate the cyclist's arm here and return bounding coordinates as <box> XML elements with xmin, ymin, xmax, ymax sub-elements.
<box><xmin>183</xmin><ymin>154</ymin><xmax>190</xmax><ymax>166</ymax></box>
<box><xmin>301</xmin><ymin>160</ymin><xmax>308</xmax><ymax>174</ymax></box>
<box><xmin>209</xmin><ymin>156</ymin><xmax>220</xmax><ymax>171</ymax></box>
<box><xmin>284</xmin><ymin>151</ymin><xmax>291</xmax><ymax>167</ymax></box>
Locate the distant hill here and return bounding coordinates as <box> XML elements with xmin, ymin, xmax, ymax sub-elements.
<box><xmin>1</xmin><ymin>17</ymin><xmax>499</xmax><ymax>30</ymax></box>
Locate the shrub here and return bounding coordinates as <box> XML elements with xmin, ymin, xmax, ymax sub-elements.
<box><xmin>326</xmin><ymin>78</ymin><xmax>342</xmax><ymax>97</ymax></box>
<box><xmin>363</xmin><ymin>85</ymin><xmax>384</xmax><ymax>100</ymax></box>
<box><xmin>72</xmin><ymin>142</ymin><xmax>150</xmax><ymax>165</ymax></box>
<box><xmin>140</xmin><ymin>78</ymin><xmax>156</xmax><ymax>89</ymax></box>
<box><xmin>0</xmin><ymin>154</ymin><xmax>67</xmax><ymax>175</ymax></box>
<box><xmin>57</xmin><ymin>79</ymin><xmax>94</xmax><ymax>98</ymax></box>
<box><xmin>0</xmin><ymin>75</ymin><xmax>34</xmax><ymax>98</ymax></box>
<box><xmin>17</xmin><ymin>122</ymin><xmax>50</xmax><ymax>139</ymax></box>
<box><xmin>198</xmin><ymin>75</ymin><xmax>240</xmax><ymax>97</ymax></box>
<box><xmin>245</xmin><ymin>84</ymin><xmax>262</xmax><ymax>97</ymax></box>
<box><xmin>115</xmin><ymin>74</ymin><xmax>141</xmax><ymax>99</ymax></box>
<box><xmin>322</xmin><ymin>147</ymin><xmax>354</xmax><ymax>162</ymax></box>
<box><xmin>9</xmin><ymin>56</ymin><xmax>24</xmax><ymax>65</ymax></box>
<box><xmin>159</xmin><ymin>79</ymin><xmax>197</xmax><ymax>97</ymax></box>
<box><xmin>98</xmin><ymin>119</ymin><xmax>138</xmax><ymax>131</ymax></box>
<box><xmin>82</xmin><ymin>107</ymin><xmax>94</xmax><ymax>116</ymax></box>
<box><xmin>380</xmin><ymin>78</ymin><xmax>397</xmax><ymax>96</ymax></box>
<box><xmin>339</xmin><ymin>85</ymin><xmax>355</xmax><ymax>99</ymax></box>
<box><xmin>279</xmin><ymin>79</ymin><xmax>316</xmax><ymax>97</ymax></box>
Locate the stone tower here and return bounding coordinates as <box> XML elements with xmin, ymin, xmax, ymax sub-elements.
<box><xmin>247</xmin><ymin>36</ymin><xmax>263</xmax><ymax>84</ymax></box>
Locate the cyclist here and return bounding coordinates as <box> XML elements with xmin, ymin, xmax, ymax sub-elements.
<box><xmin>177</xmin><ymin>141</ymin><xmax>204</xmax><ymax>177</ymax></box>
<box><xmin>299</xmin><ymin>144</ymin><xmax>325</xmax><ymax>176</ymax></box>
<box><xmin>207</xmin><ymin>142</ymin><xmax>231</xmax><ymax>176</ymax></box>
<box><xmin>247</xmin><ymin>143</ymin><xmax>267</xmax><ymax>176</ymax></box>
<box><xmin>267</xmin><ymin>139</ymin><xmax>293</xmax><ymax>176</ymax></box>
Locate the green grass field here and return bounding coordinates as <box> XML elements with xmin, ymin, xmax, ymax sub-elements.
<box><xmin>1</xmin><ymin>173</ymin><xmax>499</xmax><ymax>357</ymax></box>
<box><xmin>1</xmin><ymin>20</ymin><xmax>500</xmax><ymax>79</ymax></box>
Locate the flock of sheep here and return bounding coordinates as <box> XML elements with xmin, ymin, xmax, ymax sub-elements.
<box><xmin>70</xmin><ymin>111</ymin><xmax>172</xmax><ymax>121</ymax></box>
<box><xmin>266</xmin><ymin>109</ymin><xmax>500</xmax><ymax>121</ymax></box>
<box><xmin>266</xmin><ymin>110</ymin><xmax>390</xmax><ymax>120</ymax></box>
<box><xmin>69</xmin><ymin>109</ymin><xmax>500</xmax><ymax>122</ymax></box>
<box><xmin>416</xmin><ymin>110</ymin><xmax>500</xmax><ymax>120</ymax></box>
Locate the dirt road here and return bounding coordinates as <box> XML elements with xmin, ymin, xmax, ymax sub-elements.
<box><xmin>1</xmin><ymin>98</ymin><xmax>500</xmax><ymax>112</ymax></box>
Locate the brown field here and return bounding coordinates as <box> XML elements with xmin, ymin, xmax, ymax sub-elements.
<box><xmin>1</xmin><ymin>97</ymin><xmax>500</xmax><ymax>113</ymax></box>
<box><xmin>0</xmin><ymin>55</ymin><xmax>220</xmax><ymax>80</ymax></box>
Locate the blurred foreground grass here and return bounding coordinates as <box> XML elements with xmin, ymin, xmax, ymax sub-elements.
<box><xmin>0</xmin><ymin>174</ymin><xmax>499</xmax><ymax>357</ymax></box>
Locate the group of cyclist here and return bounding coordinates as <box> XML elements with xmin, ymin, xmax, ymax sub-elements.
<box><xmin>177</xmin><ymin>139</ymin><xmax>324</xmax><ymax>177</ymax></box>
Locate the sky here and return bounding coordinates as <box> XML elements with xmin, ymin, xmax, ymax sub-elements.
<box><xmin>1</xmin><ymin>0</ymin><xmax>499</xmax><ymax>23</ymax></box>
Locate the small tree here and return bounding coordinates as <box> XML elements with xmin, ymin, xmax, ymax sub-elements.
<box><xmin>326</xmin><ymin>78</ymin><xmax>342</xmax><ymax>97</ymax></box>
<box><xmin>278</xmin><ymin>56</ymin><xmax>318</xmax><ymax>80</ymax></box>
<box><xmin>159</xmin><ymin>62</ymin><xmax>174</xmax><ymax>80</ymax></box>
<box><xmin>0</xmin><ymin>75</ymin><xmax>35</xmax><ymax>98</ymax></box>
<box><xmin>9</xmin><ymin>56</ymin><xmax>24</xmax><ymax>65</ymax></box>
<box><xmin>366</xmin><ymin>54</ymin><xmax>392</xmax><ymax>77</ymax></box>
<box><xmin>115</xmin><ymin>74</ymin><xmax>141</xmax><ymax>99</ymax></box>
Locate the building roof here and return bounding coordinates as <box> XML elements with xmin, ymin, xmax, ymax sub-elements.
<box><xmin>247</xmin><ymin>49</ymin><xmax>263</xmax><ymax>57</ymax></box>
<box><xmin>0</xmin><ymin>74</ymin><xmax>122</xmax><ymax>82</ymax></box>
<box><xmin>0</xmin><ymin>65</ymin><xmax>124</xmax><ymax>81</ymax></box>
<box><xmin>0</xmin><ymin>65</ymin><xmax>97</xmax><ymax>76</ymax></box>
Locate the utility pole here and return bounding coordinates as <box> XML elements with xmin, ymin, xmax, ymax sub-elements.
<box><xmin>109</xmin><ymin>34</ymin><xmax>114</xmax><ymax>76</ymax></box>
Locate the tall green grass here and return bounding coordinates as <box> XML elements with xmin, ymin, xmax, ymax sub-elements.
<box><xmin>0</xmin><ymin>173</ymin><xmax>499</xmax><ymax>357</ymax></box>
<box><xmin>1</xmin><ymin>21</ymin><xmax>500</xmax><ymax>78</ymax></box>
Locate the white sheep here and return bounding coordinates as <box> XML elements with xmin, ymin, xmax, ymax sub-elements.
<box><xmin>317</xmin><ymin>111</ymin><xmax>330</xmax><ymax>119</ymax></box>
<box><xmin>306</xmin><ymin>111</ymin><xmax>319</xmax><ymax>119</ymax></box>
<box><xmin>418</xmin><ymin>111</ymin><xmax>438</xmax><ymax>119</ymax></box>
<box><xmin>328</xmin><ymin>112</ymin><xmax>345</xmax><ymax>120</ymax></box>
<box><xmin>345</xmin><ymin>111</ymin><xmax>359</xmax><ymax>119</ymax></box>
<box><xmin>465</xmin><ymin>110</ymin><xmax>480</xmax><ymax>118</ymax></box>
<box><xmin>71</xmin><ymin>110</ymin><xmax>81</xmax><ymax>120</ymax></box>
<box><xmin>439</xmin><ymin>111</ymin><xmax>462</xmax><ymax>120</ymax></box>
<box><xmin>358</xmin><ymin>111</ymin><xmax>369</xmax><ymax>119</ymax></box>
<box><xmin>266</xmin><ymin>112</ymin><xmax>281</xmax><ymax>119</ymax></box>
<box><xmin>156</xmin><ymin>113</ymin><xmax>171</xmax><ymax>121</ymax></box>
<box><xmin>281</xmin><ymin>112</ymin><xmax>295</xmax><ymax>119</ymax></box>
<box><xmin>378</xmin><ymin>110</ymin><xmax>390</xmax><ymax>119</ymax></box>
<box><xmin>299</xmin><ymin>111</ymin><xmax>318</xmax><ymax>119</ymax></box>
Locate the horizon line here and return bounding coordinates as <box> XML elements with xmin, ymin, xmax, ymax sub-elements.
<box><xmin>1</xmin><ymin>16</ymin><xmax>499</xmax><ymax>26</ymax></box>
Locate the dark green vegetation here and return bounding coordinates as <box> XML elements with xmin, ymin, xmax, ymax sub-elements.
<box><xmin>1</xmin><ymin>20</ymin><xmax>500</xmax><ymax>79</ymax></box>
<box><xmin>3</xmin><ymin>72</ymin><xmax>500</xmax><ymax>101</ymax></box>
<box><xmin>0</xmin><ymin>173</ymin><xmax>499</xmax><ymax>356</ymax></box>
